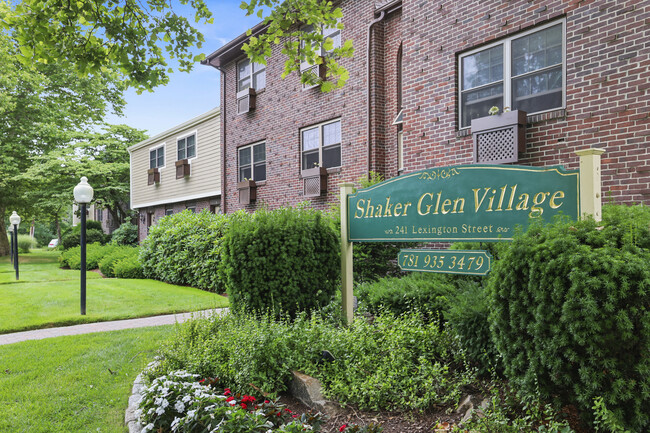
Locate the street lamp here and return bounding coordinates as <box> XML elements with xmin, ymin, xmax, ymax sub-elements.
<box><xmin>73</xmin><ymin>177</ymin><xmax>93</xmax><ymax>315</ymax></box>
<box><xmin>9</xmin><ymin>211</ymin><xmax>20</xmax><ymax>280</ymax></box>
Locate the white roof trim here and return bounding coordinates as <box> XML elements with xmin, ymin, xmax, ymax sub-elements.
<box><xmin>132</xmin><ymin>190</ymin><xmax>222</xmax><ymax>210</ymax></box>
<box><xmin>128</xmin><ymin>107</ymin><xmax>220</xmax><ymax>153</ymax></box>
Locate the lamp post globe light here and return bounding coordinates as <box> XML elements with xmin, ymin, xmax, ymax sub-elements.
<box><xmin>74</xmin><ymin>177</ymin><xmax>93</xmax><ymax>315</ymax></box>
<box><xmin>9</xmin><ymin>211</ymin><xmax>20</xmax><ymax>280</ymax></box>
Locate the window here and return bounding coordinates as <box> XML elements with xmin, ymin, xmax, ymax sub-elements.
<box><xmin>238</xmin><ymin>142</ymin><xmax>266</xmax><ymax>182</ymax></box>
<box><xmin>238</xmin><ymin>58</ymin><xmax>266</xmax><ymax>92</ymax></box>
<box><xmin>177</xmin><ymin>133</ymin><xmax>196</xmax><ymax>160</ymax></box>
<box><xmin>186</xmin><ymin>201</ymin><xmax>196</xmax><ymax>213</ymax></box>
<box><xmin>300</xmin><ymin>22</ymin><xmax>341</xmax><ymax>88</ymax></box>
<box><xmin>301</xmin><ymin>119</ymin><xmax>341</xmax><ymax>170</ymax></box>
<box><xmin>149</xmin><ymin>145</ymin><xmax>164</xmax><ymax>169</ymax></box>
<box><xmin>459</xmin><ymin>21</ymin><xmax>564</xmax><ymax>128</ymax></box>
<box><xmin>165</xmin><ymin>206</ymin><xmax>174</xmax><ymax>216</ymax></box>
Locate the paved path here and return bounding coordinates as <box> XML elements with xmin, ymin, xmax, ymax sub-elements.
<box><xmin>0</xmin><ymin>308</ymin><xmax>225</xmax><ymax>346</ymax></box>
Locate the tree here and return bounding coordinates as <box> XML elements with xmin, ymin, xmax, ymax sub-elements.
<box><xmin>20</xmin><ymin>125</ymin><xmax>148</xmax><ymax>242</ymax></box>
<box><xmin>2</xmin><ymin>0</ymin><xmax>353</xmax><ymax>93</ymax></box>
<box><xmin>0</xmin><ymin>3</ymin><xmax>125</xmax><ymax>256</ymax></box>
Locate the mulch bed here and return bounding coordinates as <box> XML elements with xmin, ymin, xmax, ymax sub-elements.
<box><xmin>278</xmin><ymin>393</ymin><xmax>462</xmax><ymax>433</ymax></box>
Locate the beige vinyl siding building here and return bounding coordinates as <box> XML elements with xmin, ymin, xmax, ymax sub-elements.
<box><xmin>128</xmin><ymin>107</ymin><xmax>221</xmax><ymax>241</ymax></box>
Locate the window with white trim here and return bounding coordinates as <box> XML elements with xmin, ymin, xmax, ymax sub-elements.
<box><xmin>237</xmin><ymin>58</ymin><xmax>266</xmax><ymax>92</ymax></box>
<box><xmin>300</xmin><ymin>22</ymin><xmax>341</xmax><ymax>88</ymax></box>
<box><xmin>149</xmin><ymin>146</ymin><xmax>164</xmax><ymax>169</ymax></box>
<box><xmin>301</xmin><ymin>119</ymin><xmax>341</xmax><ymax>170</ymax></box>
<box><xmin>459</xmin><ymin>21</ymin><xmax>565</xmax><ymax>128</ymax></box>
<box><xmin>238</xmin><ymin>142</ymin><xmax>266</xmax><ymax>182</ymax></box>
<box><xmin>177</xmin><ymin>133</ymin><xmax>196</xmax><ymax>160</ymax></box>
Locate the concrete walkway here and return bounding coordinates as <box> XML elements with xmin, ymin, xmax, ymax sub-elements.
<box><xmin>0</xmin><ymin>308</ymin><xmax>225</xmax><ymax>346</ymax></box>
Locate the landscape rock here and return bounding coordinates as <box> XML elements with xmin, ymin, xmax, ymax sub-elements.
<box><xmin>289</xmin><ymin>370</ymin><xmax>343</xmax><ymax>415</ymax></box>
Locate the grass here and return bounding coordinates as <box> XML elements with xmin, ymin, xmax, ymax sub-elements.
<box><xmin>0</xmin><ymin>326</ymin><xmax>174</xmax><ymax>433</ymax></box>
<box><xmin>0</xmin><ymin>249</ymin><xmax>228</xmax><ymax>334</ymax></box>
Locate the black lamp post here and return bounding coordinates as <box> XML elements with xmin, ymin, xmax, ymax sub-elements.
<box><xmin>74</xmin><ymin>177</ymin><xmax>93</xmax><ymax>315</ymax></box>
<box><xmin>9</xmin><ymin>211</ymin><xmax>21</xmax><ymax>281</ymax></box>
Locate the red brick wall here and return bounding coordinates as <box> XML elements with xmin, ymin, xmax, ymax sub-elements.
<box><xmin>218</xmin><ymin>0</ymin><xmax>650</xmax><ymax>213</ymax></box>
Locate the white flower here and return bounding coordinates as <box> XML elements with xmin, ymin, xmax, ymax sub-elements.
<box><xmin>228</xmin><ymin>400</ymin><xmax>237</xmax><ymax>406</ymax></box>
<box><xmin>161</xmin><ymin>398</ymin><xmax>169</xmax><ymax>409</ymax></box>
<box><xmin>156</xmin><ymin>406</ymin><xmax>165</xmax><ymax>415</ymax></box>
<box><xmin>187</xmin><ymin>409</ymin><xmax>197</xmax><ymax>419</ymax></box>
<box><xmin>142</xmin><ymin>423</ymin><xmax>155</xmax><ymax>433</ymax></box>
<box><xmin>182</xmin><ymin>395</ymin><xmax>192</xmax><ymax>403</ymax></box>
<box><xmin>174</xmin><ymin>401</ymin><xmax>185</xmax><ymax>413</ymax></box>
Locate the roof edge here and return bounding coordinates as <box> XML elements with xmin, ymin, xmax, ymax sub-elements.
<box><xmin>128</xmin><ymin>107</ymin><xmax>221</xmax><ymax>153</ymax></box>
<box><xmin>202</xmin><ymin>22</ymin><xmax>268</xmax><ymax>69</ymax></box>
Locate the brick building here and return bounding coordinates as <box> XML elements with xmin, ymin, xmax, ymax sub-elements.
<box><xmin>203</xmin><ymin>0</ymin><xmax>649</xmax><ymax>214</ymax></box>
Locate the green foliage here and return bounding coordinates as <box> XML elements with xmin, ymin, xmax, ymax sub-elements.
<box><xmin>592</xmin><ymin>396</ymin><xmax>632</xmax><ymax>433</ymax></box>
<box><xmin>61</xmin><ymin>228</ymin><xmax>106</xmax><ymax>250</ymax></box>
<box><xmin>154</xmin><ymin>310</ymin><xmax>475</xmax><ymax>412</ymax></box>
<box><xmin>16</xmin><ymin>234</ymin><xmax>36</xmax><ymax>253</ymax></box>
<box><xmin>241</xmin><ymin>0</ymin><xmax>353</xmax><ymax>92</ymax></box>
<box><xmin>219</xmin><ymin>207</ymin><xmax>339</xmax><ymax>318</ymax></box>
<box><xmin>59</xmin><ymin>243</ymin><xmax>117</xmax><ymax>270</ymax></box>
<box><xmin>355</xmin><ymin>272</ymin><xmax>454</xmax><ymax>320</ymax></box>
<box><xmin>140</xmin><ymin>210</ymin><xmax>229</xmax><ymax>291</ymax></box>
<box><xmin>109</xmin><ymin>221</ymin><xmax>138</xmax><ymax>246</ymax></box>
<box><xmin>113</xmin><ymin>255</ymin><xmax>145</xmax><ymax>279</ymax></box>
<box><xmin>98</xmin><ymin>246</ymin><xmax>138</xmax><ymax>277</ymax></box>
<box><xmin>454</xmin><ymin>387</ymin><xmax>574</xmax><ymax>433</ymax></box>
<box><xmin>488</xmin><ymin>205</ymin><xmax>650</xmax><ymax>431</ymax></box>
<box><xmin>446</xmin><ymin>279</ymin><xmax>501</xmax><ymax>378</ymax></box>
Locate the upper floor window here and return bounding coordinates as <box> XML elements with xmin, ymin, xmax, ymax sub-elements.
<box><xmin>300</xmin><ymin>22</ymin><xmax>341</xmax><ymax>88</ymax></box>
<box><xmin>238</xmin><ymin>58</ymin><xmax>266</xmax><ymax>92</ymax></box>
<box><xmin>149</xmin><ymin>145</ymin><xmax>164</xmax><ymax>169</ymax></box>
<box><xmin>301</xmin><ymin>119</ymin><xmax>341</xmax><ymax>170</ymax></box>
<box><xmin>238</xmin><ymin>142</ymin><xmax>266</xmax><ymax>182</ymax></box>
<box><xmin>459</xmin><ymin>21</ymin><xmax>564</xmax><ymax>128</ymax></box>
<box><xmin>177</xmin><ymin>133</ymin><xmax>196</xmax><ymax>160</ymax></box>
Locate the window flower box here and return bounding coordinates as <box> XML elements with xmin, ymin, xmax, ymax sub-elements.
<box><xmin>175</xmin><ymin>159</ymin><xmax>191</xmax><ymax>179</ymax></box>
<box><xmin>238</xmin><ymin>179</ymin><xmax>257</xmax><ymax>205</ymax></box>
<box><xmin>147</xmin><ymin>168</ymin><xmax>160</xmax><ymax>185</ymax></box>
<box><xmin>301</xmin><ymin>167</ymin><xmax>328</xmax><ymax>198</ymax></box>
<box><xmin>471</xmin><ymin>110</ymin><xmax>527</xmax><ymax>164</ymax></box>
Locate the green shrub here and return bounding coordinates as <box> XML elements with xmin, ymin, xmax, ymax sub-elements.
<box><xmin>61</xmin><ymin>228</ymin><xmax>106</xmax><ymax>250</ymax></box>
<box><xmin>113</xmin><ymin>255</ymin><xmax>144</xmax><ymax>279</ymax></box>
<box><xmin>152</xmin><ymin>310</ymin><xmax>475</xmax><ymax>411</ymax></box>
<box><xmin>110</xmin><ymin>221</ymin><xmax>138</xmax><ymax>246</ymax></box>
<box><xmin>446</xmin><ymin>280</ymin><xmax>501</xmax><ymax>377</ymax></box>
<box><xmin>488</xmin><ymin>205</ymin><xmax>650</xmax><ymax>431</ymax></box>
<box><xmin>355</xmin><ymin>272</ymin><xmax>454</xmax><ymax>320</ymax></box>
<box><xmin>219</xmin><ymin>207</ymin><xmax>339</xmax><ymax>318</ymax></box>
<box><xmin>16</xmin><ymin>234</ymin><xmax>37</xmax><ymax>253</ymax></box>
<box><xmin>59</xmin><ymin>243</ymin><xmax>117</xmax><ymax>270</ymax></box>
<box><xmin>98</xmin><ymin>246</ymin><xmax>138</xmax><ymax>277</ymax></box>
<box><xmin>140</xmin><ymin>210</ymin><xmax>229</xmax><ymax>291</ymax></box>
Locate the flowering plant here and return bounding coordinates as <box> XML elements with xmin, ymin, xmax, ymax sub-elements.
<box><xmin>137</xmin><ymin>370</ymin><xmax>327</xmax><ymax>432</ymax></box>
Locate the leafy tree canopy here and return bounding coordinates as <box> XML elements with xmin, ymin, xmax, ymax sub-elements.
<box><xmin>2</xmin><ymin>0</ymin><xmax>353</xmax><ymax>93</ymax></box>
<box><xmin>240</xmin><ymin>0</ymin><xmax>353</xmax><ymax>91</ymax></box>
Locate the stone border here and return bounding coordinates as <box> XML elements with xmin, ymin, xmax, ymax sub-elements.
<box><xmin>125</xmin><ymin>374</ymin><xmax>145</xmax><ymax>433</ymax></box>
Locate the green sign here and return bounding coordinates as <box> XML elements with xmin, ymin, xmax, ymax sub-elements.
<box><xmin>348</xmin><ymin>164</ymin><xmax>579</xmax><ymax>242</ymax></box>
<box><xmin>398</xmin><ymin>249</ymin><xmax>492</xmax><ymax>275</ymax></box>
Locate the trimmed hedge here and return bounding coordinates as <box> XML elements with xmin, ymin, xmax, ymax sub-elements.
<box><xmin>59</xmin><ymin>243</ymin><xmax>117</xmax><ymax>270</ymax></box>
<box><xmin>140</xmin><ymin>210</ymin><xmax>229</xmax><ymax>291</ymax></box>
<box><xmin>488</xmin><ymin>205</ymin><xmax>650</xmax><ymax>431</ymax></box>
<box><xmin>220</xmin><ymin>207</ymin><xmax>339</xmax><ymax>318</ymax></box>
<box><xmin>61</xmin><ymin>228</ymin><xmax>106</xmax><ymax>250</ymax></box>
<box><xmin>354</xmin><ymin>272</ymin><xmax>454</xmax><ymax>321</ymax></box>
<box><xmin>113</xmin><ymin>255</ymin><xmax>144</xmax><ymax>279</ymax></box>
<box><xmin>99</xmin><ymin>246</ymin><xmax>139</xmax><ymax>277</ymax></box>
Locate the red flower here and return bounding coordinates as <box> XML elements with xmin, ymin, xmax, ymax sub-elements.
<box><xmin>240</xmin><ymin>403</ymin><xmax>247</xmax><ymax>410</ymax></box>
<box><xmin>226</xmin><ymin>396</ymin><xmax>234</xmax><ymax>402</ymax></box>
<box><xmin>223</xmin><ymin>388</ymin><xmax>231</xmax><ymax>396</ymax></box>
<box><xmin>292</xmin><ymin>414</ymin><xmax>298</xmax><ymax>418</ymax></box>
<box><xmin>199</xmin><ymin>379</ymin><xmax>205</xmax><ymax>383</ymax></box>
<box><xmin>264</xmin><ymin>400</ymin><xmax>270</xmax><ymax>404</ymax></box>
<box><xmin>284</xmin><ymin>409</ymin><xmax>292</xmax><ymax>413</ymax></box>
<box><xmin>340</xmin><ymin>425</ymin><xmax>347</xmax><ymax>432</ymax></box>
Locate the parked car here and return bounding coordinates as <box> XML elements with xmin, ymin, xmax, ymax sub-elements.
<box><xmin>48</xmin><ymin>239</ymin><xmax>59</xmax><ymax>248</ymax></box>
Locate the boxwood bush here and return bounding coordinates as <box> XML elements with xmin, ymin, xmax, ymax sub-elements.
<box><xmin>98</xmin><ymin>246</ymin><xmax>139</xmax><ymax>277</ymax></box>
<box><xmin>219</xmin><ymin>207</ymin><xmax>339</xmax><ymax>318</ymax></box>
<box><xmin>59</xmin><ymin>243</ymin><xmax>117</xmax><ymax>270</ymax></box>
<box><xmin>140</xmin><ymin>210</ymin><xmax>229</xmax><ymax>291</ymax></box>
<box><xmin>110</xmin><ymin>221</ymin><xmax>138</xmax><ymax>246</ymax></box>
<box><xmin>488</xmin><ymin>205</ymin><xmax>650</xmax><ymax>431</ymax></box>
<box><xmin>113</xmin><ymin>254</ymin><xmax>144</xmax><ymax>279</ymax></box>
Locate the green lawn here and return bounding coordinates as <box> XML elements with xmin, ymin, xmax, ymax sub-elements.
<box><xmin>0</xmin><ymin>249</ymin><xmax>228</xmax><ymax>334</ymax></box>
<box><xmin>0</xmin><ymin>326</ymin><xmax>174</xmax><ymax>433</ymax></box>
